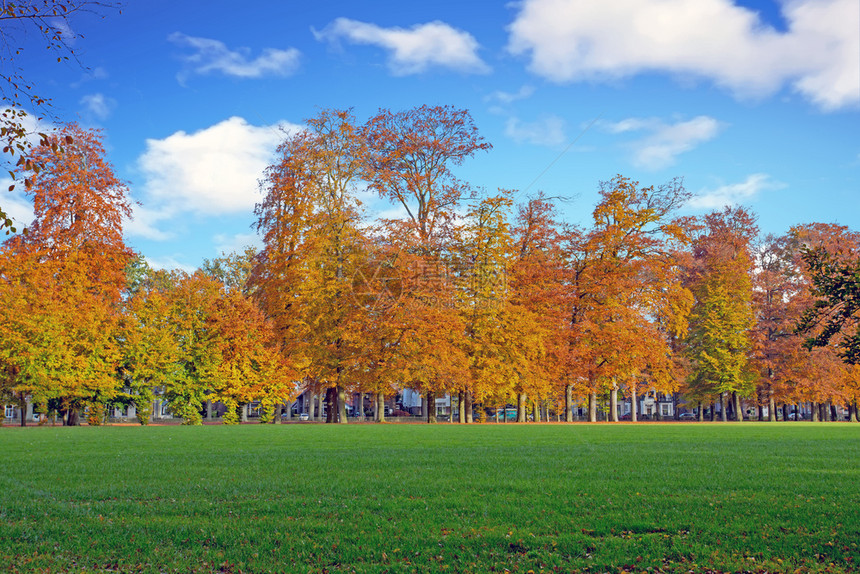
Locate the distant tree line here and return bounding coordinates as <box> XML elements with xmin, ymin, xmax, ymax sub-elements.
<box><xmin>1</xmin><ymin>109</ymin><xmax>858</xmax><ymax>426</ymax></box>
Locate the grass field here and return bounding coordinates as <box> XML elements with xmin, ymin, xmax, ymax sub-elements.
<box><xmin>1</xmin><ymin>423</ymin><xmax>859</xmax><ymax>573</ymax></box>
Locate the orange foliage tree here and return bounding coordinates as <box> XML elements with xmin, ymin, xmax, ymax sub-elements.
<box><xmin>0</xmin><ymin>124</ymin><xmax>132</xmax><ymax>425</ymax></box>
<box><xmin>361</xmin><ymin>105</ymin><xmax>490</xmax><ymax>422</ymax></box>
<box><xmin>564</xmin><ymin>176</ymin><xmax>692</xmax><ymax>422</ymax></box>
<box><xmin>252</xmin><ymin>109</ymin><xmax>367</xmax><ymax>423</ymax></box>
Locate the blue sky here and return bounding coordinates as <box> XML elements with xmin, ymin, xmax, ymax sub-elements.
<box><xmin>5</xmin><ymin>0</ymin><xmax>859</xmax><ymax>271</ymax></box>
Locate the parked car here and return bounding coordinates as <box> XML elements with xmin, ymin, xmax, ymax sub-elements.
<box><xmin>489</xmin><ymin>408</ymin><xmax>517</xmax><ymax>421</ymax></box>
<box><xmin>298</xmin><ymin>412</ymin><xmax>310</xmax><ymax>421</ymax></box>
<box><xmin>678</xmin><ymin>412</ymin><xmax>697</xmax><ymax>420</ymax></box>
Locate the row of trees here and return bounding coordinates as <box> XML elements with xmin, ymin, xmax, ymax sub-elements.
<box><xmin>1</xmin><ymin>108</ymin><xmax>858</xmax><ymax>426</ymax></box>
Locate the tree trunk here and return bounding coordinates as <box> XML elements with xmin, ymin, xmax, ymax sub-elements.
<box><xmin>630</xmin><ymin>388</ymin><xmax>638</xmax><ymax>422</ymax></box>
<box><xmin>465</xmin><ymin>391</ymin><xmax>473</xmax><ymax>423</ymax></box>
<box><xmin>325</xmin><ymin>388</ymin><xmax>336</xmax><ymax>423</ymax></box>
<box><xmin>564</xmin><ymin>384</ymin><xmax>573</xmax><ymax>422</ymax></box>
<box><xmin>240</xmin><ymin>403</ymin><xmax>248</xmax><ymax>423</ymax></box>
<box><xmin>206</xmin><ymin>400</ymin><xmax>213</xmax><ymax>421</ymax></box>
<box><xmin>457</xmin><ymin>391</ymin><xmax>464</xmax><ymax>423</ymax></box>
<box><xmin>588</xmin><ymin>392</ymin><xmax>597</xmax><ymax>422</ymax></box>
<box><xmin>377</xmin><ymin>391</ymin><xmax>385</xmax><ymax>423</ymax></box>
<box><xmin>830</xmin><ymin>402</ymin><xmax>838</xmax><ymax>422</ymax></box>
<box><xmin>697</xmin><ymin>401</ymin><xmax>704</xmax><ymax>422</ymax></box>
<box><xmin>719</xmin><ymin>394</ymin><xmax>727</xmax><ymax>422</ymax></box>
<box><xmin>426</xmin><ymin>391</ymin><xmax>437</xmax><ymax>424</ymax></box>
<box><xmin>20</xmin><ymin>403</ymin><xmax>26</xmax><ymax>427</ymax></box>
<box><xmin>782</xmin><ymin>403</ymin><xmax>789</xmax><ymax>422</ymax></box>
<box><xmin>67</xmin><ymin>409</ymin><xmax>79</xmax><ymax>426</ymax></box>
<box><xmin>811</xmin><ymin>401</ymin><xmax>819</xmax><ymax>421</ymax></box>
<box><xmin>850</xmin><ymin>402</ymin><xmax>858</xmax><ymax>423</ymax></box>
<box><xmin>532</xmin><ymin>400</ymin><xmax>539</xmax><ymax>423</ymax></box>
<box><xmin>273</xmin><ymin>404</ymin><xmax>282</xmax><ymax>424</ymax></box>
<box><xmin>733</xmin><ymin>392</ymin><xmax>743</xmax><ymax>422</ymax></box>
<box><xmin>610</xmin><ymin>381</ymin><xmax>619</xmax><ymax>422</ymax></box>
<box><xmin>517</xmin><ymin>393</ymin><xmax>527</xmax><ymax>422</ymax></box>
<box><xmin>768</xmin><ymin>391</ymin><xmax>776</xmax><ymax>422</ymax></box>
<box><xmin>337</xmin><ymin>386</ymin><xmax>348</xmax><ymax>424</ymax></box>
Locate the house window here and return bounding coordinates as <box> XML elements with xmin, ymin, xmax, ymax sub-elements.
<box><xmin>161</xmin><ymin>402</ymin><xmax>170</xmax><ymax>416</ymax></box>
<box><xmin>660</xmin><ymin>403</ymin><xmax>672</xmax><ymax>417</ymax></box>
<box><xmin>5</xmin><ymin>405</ymin><xmax>14</xmax><ymax>419</ymax></box>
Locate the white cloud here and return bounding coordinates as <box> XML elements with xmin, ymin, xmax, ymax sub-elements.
<box><xmin>49</xmin><ymin>18</ymin><xmax>76</xmax><ymax>45</ymax></box>
<box><xmin>505</xmin><ymin>115</ymin><xmax>566</xmax><ymax>146</ymax></box>
<box><xmin>169</xmin><ymin>33</ymin><xmax>301</xmax><ymax>80</ymax></box>
<box><xmin>0</xmin><ymin>179</ymin><xmax>34</xmax><ymax>231</ymax></box>
<box><xmin>486</xmin><ymin>85</ymin><xmax>535</xmax><ymax>104</ymax></box>
<box><xmin>0</xmin><ymin>112</ymin><xmax>60</xmax><ymax>231</ymax></box>
<box><xmin>314</xmin><ymin>18</ymin><xmax>490</xmax><ymax>75</ymax></box>
<box><xmin>688</xmin><ymin>173</ymin><xmax>785</xmax><ymax>209</ymax></box>
<box><xmin>213</xmin><ymin>232</ymin><xmax>261</xmax><ymax>256</ymax></box>
<box><xmin>130</xmin><ymin>117</ymin><xmax>300</xmax><ymax>240</ymax></box>
<box><xmin>603</xmin><ymin>116</ymin><xmax>722</xmax><ymax>170</ymax></box>
<box><xmin>145</xmin><ymin>255</ymin><xmax>198</xmax><ymax>274</ymax></box>
<box><xmin>71</xmin><ymin>67</ymin><xmax>108</xmax><ymax>89</ymax></box>
<box><xmin>507</xmin><ymin>0</ymin><xmax>860</xmax><ymax>110</ymax></box>
<box><xmin>785</xmin><ymin>0</ymin><xmax>860</xmax><ymax>109</ymax></box>
<box><xmin>80</xmin><ymin>93</ymin><xmax>116</xmax><ymax>120</ymax></box>
<box><xmin>122</xmin><ymin>204</ymin><xmax>175</xmax><ymax>242</ymax></box>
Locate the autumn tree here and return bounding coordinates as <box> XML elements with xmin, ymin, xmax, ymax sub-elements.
<box><xmin>685</xmin><ymin>207</ymin><xmax>758</xmax><ymax>421</ymax></box>
<box><xmin>202</xmin><ymin>246</ymin><xmax>257</xmax><ymax>295</ymax></box>
<box><xmin>202</xmin><ymin>249</ymin><xmax>297</xmax><ymax>423</ymax></box>
<box><xmin>207</xmin><ymin>289</ymin><xmax>297</xmax><ymax>424</ymax></box>
<box><xmin>564</xmin><ymin>176</ymin><xmax>692</xmax><ymax>422</ymax></box>
<box><xmin>750</xmin><ymin>226</ymin><xmax>857</xmax><ymax>421</ymax></box>
<box><xmin>348</xmin><ymin>240</ymin><xmax>413</xmax><ymax>421</ymax></box>
<box><xmin>163</xmin><ymin>270</ymin><xmax>262</xmax><ymax>425</ymax></box>
<box><xmin>117</xmin><ymin>257</ymin><xmax>182</xmax><ymax>424</ymax></box>
<box><xmin>509</xmin><ymin>194</ymin><xmax>567</xmax><ymax>421</ymax></box>
<box><xmin>751</xmin><ymin>233</ymin><xmax>803</xmax><ymax>420</ymax></box>
<box><xmin>454</xmin><ymin>192</ymin><xmax>554</xmax><ymax>423</ymax></box>
<box><xmin>364</xmin><ymin>104</ymin><xmax>491</xmax><ymax>245</ymax></box>
<box><xmin>360</xmin><ymin>105</ymin><xmax>491</xmax><ymax>422</ymax></box>
<box><xmin>252</xmin><ymin>109</ymin><xmax>367</xmax><ymax>423</ymax></box>
<box><xmin>0</xmin><ymin>124</ymin><xmax>132</xmax><ymax>425</ymax></box>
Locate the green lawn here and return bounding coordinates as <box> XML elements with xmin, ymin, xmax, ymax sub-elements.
<box><xmin>1</xmin><ymin>423</ymin><xmax>859</xmax><ymax>573</ymax></box>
